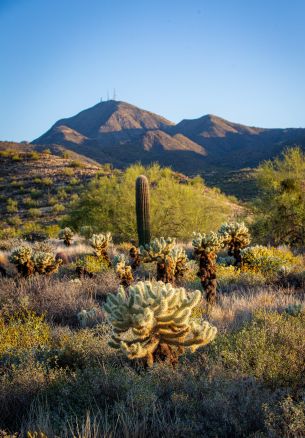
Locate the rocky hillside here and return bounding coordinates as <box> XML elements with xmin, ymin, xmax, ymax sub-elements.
<box><xmin>0</xmin><ymin>142</ymin><xmax>103</xmax><ymax>237</ymax></box>
<box><xmin>33</xmin><ymin>101</ymin><xmax>305</xmax><ymax>178</ymax></box>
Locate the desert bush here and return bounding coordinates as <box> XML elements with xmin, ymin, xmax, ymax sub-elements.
<box><xmin>52</xmin><ymin>203</ymin><xmax>65</xmax><ymax>213</ymax></box>
<box><xmin>28</xmin><ymin>208</ymin><xmax>41</xmax><ymax>218</ymax></box>
<box><xmin>66</xmin><ymin>163</ymin><xmax>234</xmax><ymax>242</ymax></box>
<box><xmin>79</xmin><ymin>225</ymin><xmax>94</xmax><ymax>239</ymax></box>
<box><xmin>212</xmin><ymin>310</ymin><xmax>305</xmax><ymax>388</ymax></box>
<box><xmin>252</xmin><ymin>147</ymin><xmax>305</xmax><ymax>247</ymax></box>
<box><xmin>0</xmin><ymin>310</ymin><xmax>51</xmax><ymax>355</ymax></box>
<box><xmin>241</xmin><ymin>245</ymin><xmax>303</xmax><ymax>280</ymax></box>
<box><xmin>6</xmin><ymin>198</ymin><xmax>18</xmax><ymax>213</ymax></box>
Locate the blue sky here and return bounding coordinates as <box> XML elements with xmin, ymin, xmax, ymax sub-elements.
<box><xmin>1</xmin><ymin>0</ymin><xmax>305</xmax><ymax>141</ymax></box>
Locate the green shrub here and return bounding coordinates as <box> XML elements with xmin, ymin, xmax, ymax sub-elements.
<box><xmin>66</xmin><ymin>163</ymin><xmax>234</xmax><ymax>242</ymax></box>
<box><xmin>241</xmin><ymin>245</ymin><xmax>303</xmax><ymax>279</ymax></box>
<box><xmin>41</xmin><ymin>177</ymin><xmax>53</xmax><ymax>186</ymax></box>
<box><xmin>0</xmin><ymin>310</ymin><xmax>51</xmax><ymax>355</ymax></box>
<box><xmin>28</xmin><ymin>208</ymin><xmax>41</xmax><ymax>218</ymax></box>
<box><xmin>7</xmin><ymin>198</ymin><xmax>18</xmax><ymax>213</ymax></box>
<box><xmin>53</xmin><ymin>203</ymin><xmax>65</xmax><ymax>213</ymax></box>
<box><xmin>212</xmin><ymin>310</ymin><xmax>305</xmax><ymax>387</ymax></box>
<box><xmin>252</xmin><ymin>147</ymin><xmax>305</xmax><ymax>247</ymax></box>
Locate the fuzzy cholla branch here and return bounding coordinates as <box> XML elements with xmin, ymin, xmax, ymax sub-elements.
<box><xmin>192</xmin><ymin>232</ymin><xmax>224</xmax><ymax>306</ymax></box>
<box><xmin>59</xmin><ymin>227</ymin><xmax>74</xmax><ymax>246</ymax></box>
<box><xmin>218</xmin><ymin>222</ymin><xmax>251</xmax><ymax>266</ymax></box>
<box><xmin>104</xmin><ymin>281</ymin><xmax>217</xmax><ymax>367</ymax></box>
<box><xmin>139</xmin><ymin>237</ymin><xmax>176</xmax><ymax>261</ymax></box>
<box><xmin>9</xmin><ymin>246</ymin><xmax>61</xmax><ymax>276</ymax></box>
<box><xmin>31</xmin><ymin>251</ymin><xmax>62</xmax><ymax>275</ymax></box>
<box><xmin>138</xmin><ymin>237</ymin><xmax>188</xmax><ymax>283</ymax></box>
<box><xmin>89</xmin><ymin>232</ymin><xmax>112</xmax><ymax>266</ymax></box>
<box><xmin>113</xmin><ymin>254</ymin><xmax>134</xmax><ymax>288</ymax></box>
<box><xmin>192</xmin><ymin>232</ymin><xmax>224</xmax><ymax>254</ymax></box>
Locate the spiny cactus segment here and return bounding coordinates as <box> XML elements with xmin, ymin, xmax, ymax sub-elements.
<box><xmin>9</xmin><ymin>245</ymin><xmax>62</xmax><ymax>277</ymax></box>
<box><xmin>192</xmin><ymin>232</ymin><xmax>224</xmax><ymax>306</ymax></box>
<box><xmin>104</xmin><ymin>281</ymin><xmax>217</xmax><ymax>366</ymax></box>
<box><xmin>113</xmin><ymin>254</ymin><xmax>134</xmax><ymax>288</ymax></box>
<box><xmin>89</xmin><ymin>232</ymin><xmax>112</xmax><ymax>266</ymax></box>
<box><xmin>139</xmin><ymin>237</ymin><xmax>188</xmax><ymax>283</ymax></box>
<box><xmin>218</xmin><ymin>222</ymin><xmax>251</xmax><ymax>267</ymax></box>
<box><xmin>59</xmin><ymin>227</ymin><xmax>74</xmax><ymax>246</ymax></box>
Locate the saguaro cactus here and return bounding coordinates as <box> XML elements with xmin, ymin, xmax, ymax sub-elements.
<box><xmin>136</xmin><ymin>175</ymin><xmax>151</xmax><ymax>247</ymax></box>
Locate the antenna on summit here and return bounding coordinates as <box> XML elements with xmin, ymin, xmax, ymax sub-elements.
<box><xmin>113</xmin><ymin>88</ymin><xmax>116</xmax><ymax>100</ymax></box>
<box><xmin>107</xmin><ymin>90</ymin><xmax>110</xmax><ymax>100</ymax></box>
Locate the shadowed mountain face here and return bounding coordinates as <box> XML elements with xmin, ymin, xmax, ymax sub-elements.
<box><xmin>33</xmin><ymin>101</ymin><xmax>305</xmax><ymax>174</ymax></box>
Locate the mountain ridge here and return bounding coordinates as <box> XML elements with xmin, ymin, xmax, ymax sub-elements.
<box><xmin>33</xmin><ymin>100</ymin><xmax>305</xmax><ymax>174</ymax></box>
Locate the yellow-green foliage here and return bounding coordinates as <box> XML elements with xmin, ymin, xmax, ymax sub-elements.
<box><xmin>216</xmin><ymin>264</ymin><xmax>266</xmax><ymax>288</ymax></box>
<box><xmin>76</xmin><ymin>254</ymin><xmax>107</xmax><ymax>273</ymax></box>
<box><xmin>104</xmin><ymin>281</ymin><xmax>217</xmax><ymax>366</ymax></box>
<box><xmin>241</xmin><ymin>245</ymin><xmax>303</xmax><ymax>278</ymax></box>
<box><xmin>90</xmin><ymin>232</ymin><xmax>112</xmax><ymax>258</ymax></box>
<box><xmin>0</xmin><ymin>310</ymin><xmax>51</xmax><ymax>355</ymax></box>
<box><xmin>213</xmin><ymin>310</ymin><xmax>305</xmax><ymax>387</ymax></box>
<box><xmin>192</xmin><ymin>231</ymin><xmax>224</xmax><ymax>254</ymax></box>
<box><xmin>66</xmin><ymin>163</ymin><xmax>234</xmax><ymax>241</ymax></box>
<box><xmin>253</xmin><ymin>147</ymin><xmax>305</xmax><ymax>247</ymax></box>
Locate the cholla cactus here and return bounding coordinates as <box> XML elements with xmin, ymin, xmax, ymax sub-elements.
<box><xmin>129</xmin><ymin>245</ymin><xmax>141</xmax><ymax>270</ymax></box>
<box><xmin>9</xmin><ymin>246</ymin><xmax>61</xmax><ymax>277</ymax></box>
<box><xmin>77</xmin><ymin>308</ymin><xmax>98</xmax><ymax>328</ymax></box>
<box><xmin>32</xmin><ymin>251</ymin><xmax>62</xmax><ymax>275</ymax></box>
<box><xmin>9</xmin><ymin>245</ymin><xmax>34</xmax><ymax>277</ymax></box>
<box><xmin>89</xmin><ymin>232</ymin><xmax>112</xmax><ymax>266</ymax></box>
<box><xmin>192</xmin><ymin>232</ymin><xmax>224</xmax><ymax>306</ymax></box>
<box><xmin>139</xmin><ymin>237</ymin><xmax>178</xmax><ymax>283</ymax></box>
<box><xmin>59</xmin><ymin>227</ymin><xmax>74</xmax><ymax>246</ymax></box>
<box><xmin>170</xmin><ymin>247</ymin><xmax>188</xmax><ymax>282</ymax></box>
<box><xmin>218</xmin><ymin>222</ymin><xmax>251</xmax><ymax>267</ymax></box>
<box><xmin>113</xmin><ymin>254</ymin><xmax>134</xmax><ymax>288</ymax></box>
<box><xmin>104</xmin><ymin>281</ymin><xmax>217</xmax><ymax>367</ymax></box>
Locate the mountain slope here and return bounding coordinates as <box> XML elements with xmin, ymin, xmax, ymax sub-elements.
<box><xmin>33</xmin><ymin>101</ymin><xmax>305</xmax><ymax>175</ymax></box>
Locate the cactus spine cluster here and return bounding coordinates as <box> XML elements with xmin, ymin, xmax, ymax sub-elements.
<box><xmin>192</xmin><ymin>232</ymin><xmax>224</xmax><ymax>306</ymax></box>
<box><xmin>139</xmin><ymin>237</ymin><xmax>188</xmax><ymax>283</ymax></box>
<box><xmin>104</xmin><ymin>281</ymin><xmax>217</xmax><ymax>366</ymax></box>
<box><xmin>9</xmin><ymin>246</ymin><xmax>62</xmax><ymax>277</ymax></box>
<box><xmin>218</xmin><ymin>222</ymin><xmax>251</xmax><ymax>267</ymax></box>
<box><xmin>59</xmin><ymin>227</ymin><xmax>74</xmax><ymax>246</ymax></box>
<box><xmin>113</xmin><ymin>254</ymin><xmax>134</xmax><ymax>288</ymax></box>
<box><xmin>89</xmin><ymin>232</ymin><xmax>112</xmax><ymax>266</ymax></box>
<box><xmin>135</xmin><ymin>175</ymin><xmax>151</xmax><ymax>247</ymax></box>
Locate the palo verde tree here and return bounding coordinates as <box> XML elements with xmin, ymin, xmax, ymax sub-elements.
<box><xmin>65</xmin><ymin>164</ymin><xmax>233</xmax><ymax>242</ymax></box>
<box><xmin>252</xmin><ymin>147</ymin><xmax>305</xmax><ymax>248</ymax></box>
